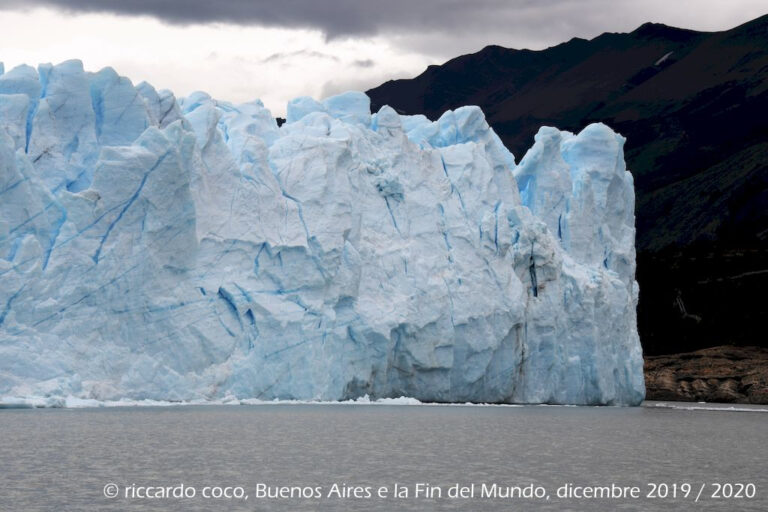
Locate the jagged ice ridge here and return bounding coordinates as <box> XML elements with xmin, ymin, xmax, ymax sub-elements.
<box><xmin>0</xmin><ymin>60</ymin><xmax>644</xmax><ymax>406</ymax></box>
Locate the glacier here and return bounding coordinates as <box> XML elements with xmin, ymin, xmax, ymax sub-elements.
<box><xmin>0</xmin><ymin>60</ymin><xmax>644</xmax><ymax>406</ymax></box>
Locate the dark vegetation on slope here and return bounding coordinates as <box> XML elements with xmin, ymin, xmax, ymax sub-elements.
<box><xmin>367</xmin><ymin>15</ymin><xmax>768</xmax><ymax>356</ymax></box>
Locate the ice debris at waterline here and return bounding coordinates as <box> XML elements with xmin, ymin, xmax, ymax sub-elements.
<box><xmin>0</xmin><ymin>60</ymin><xmax>644</xmax><ymax>406</ymax></box>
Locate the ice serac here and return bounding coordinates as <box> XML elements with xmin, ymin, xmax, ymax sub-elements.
<box><xmin>0</xmin><ymin>60</ymin><xmax>645</xmax><ymax>406</ymax></box>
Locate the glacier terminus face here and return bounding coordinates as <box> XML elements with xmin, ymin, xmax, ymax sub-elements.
<box><xmin>0</xmin><ymin>60</ymin><xmax>645</xmax><ymax>406</ymax></box>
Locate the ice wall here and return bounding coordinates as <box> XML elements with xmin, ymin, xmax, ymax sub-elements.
<box><xmin>0</xmin><ymin>60</ymin><xmax>644</xmax><ymax>405</ymax></box>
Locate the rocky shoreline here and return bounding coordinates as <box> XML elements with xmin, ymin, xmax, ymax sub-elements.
<box><xmin>645</xmin><ymin>346</ymin><xmax>768</xmax><ymax>404</ymax></box>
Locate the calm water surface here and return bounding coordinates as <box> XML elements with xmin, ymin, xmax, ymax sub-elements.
<box><xmin>1</xmin><ymin>403</ymin><xmax>766</xmax><ymax>511</ymax></box>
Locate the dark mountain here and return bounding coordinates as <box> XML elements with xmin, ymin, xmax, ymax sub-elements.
<box><xmin>367</xmin><ymin>15</ymin><xmax>768</xmax><ymax>356</ymax></box>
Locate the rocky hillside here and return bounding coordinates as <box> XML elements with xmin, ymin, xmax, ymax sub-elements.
<box><xmin>645</xmin><ymin>346</ymin><xmax>768</xmax><ymax>403</ymax></box>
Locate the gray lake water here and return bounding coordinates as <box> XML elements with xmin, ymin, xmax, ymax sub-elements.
<box><xmin>1</xmin><ymin>403</ymin><xmax>766</xmax><ymax>511</ymax></box>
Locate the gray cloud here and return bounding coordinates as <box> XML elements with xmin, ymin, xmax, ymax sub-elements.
<box><xmin>2</xmin><ymin>0</ymin><xmax>526</xmax><ymax>37</ymax></box>
<box><xmin>4</xmin><ymin>0</ymin><xmax>767</xmax><ymax>58</ymax></box>
<box><xmin>261</xmin><ymin>49</ymin><xmax>340</xmax><ymax>64</ymax></box>
<box><xmin>352</xmin><ymin>59</ymin><xmax>375</xmax><ymax>68</ymax></box>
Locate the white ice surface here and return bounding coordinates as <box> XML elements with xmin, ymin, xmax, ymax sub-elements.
<box><xmin>0</xmin><ymin>60</ymin><xmax>644</xmax><ymax>406</ymax></box>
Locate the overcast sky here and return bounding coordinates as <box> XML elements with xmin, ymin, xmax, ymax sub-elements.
<box><xmin>1</xmin><ymin>0</ymin><xmax>766</xmax><ymax>116</ymax></box>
